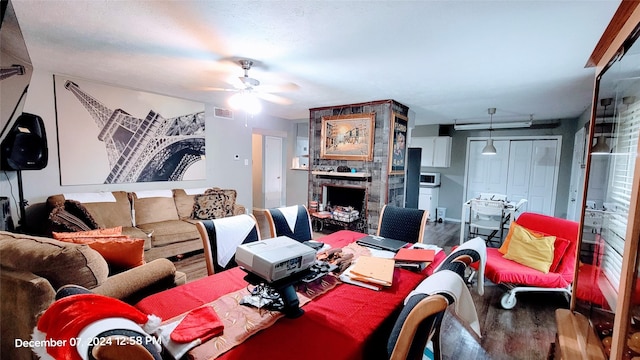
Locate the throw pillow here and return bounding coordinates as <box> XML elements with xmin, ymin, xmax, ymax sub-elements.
<box><xmin>49</xmin><ymin>200</ymin><xmax>100</xmax><ymax>232</ymax></box>
<box><xmin>53</xmin><ymin>229</ymin><xmax>145</xmax><ymax>269</ymax></box>
<box><xmin>498</xmin><ymin>221</ymin><xmax>545</xmax><ymax>255</ymax></box>
<box><xmin>53</xmin><ymin>227</ymin><xmax>123</xmax><ymax>238</ymax></box>
<box><xmin>550</xmin><ymin>237</ymin><xmax>571</xmax><ymax>273</ymax></box>
<box><xmin>192</xmin><ymin>188</ymin><xmax>237</xmax><ymax>220</ymax></box>
<box><xmin>503</xmin><ymin>225</ymin><xmax>556</xmax><ymax>273</ymax></box>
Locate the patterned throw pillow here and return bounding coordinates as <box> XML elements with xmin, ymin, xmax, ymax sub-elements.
<box><xmin>192</xmin><ymin>188</ymin><xmax>237</xmax><ymax>220</ymax></box>
<box><xmin>49</xmin><ymin>200</ymin><xmax>100</xmax><ymax>232</ymax></box>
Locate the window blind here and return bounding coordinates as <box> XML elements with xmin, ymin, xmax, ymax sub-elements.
<box><xmin>600</xmin><ymin>103</ymin><xmax>640</xmax><ymax>304</ymax></box>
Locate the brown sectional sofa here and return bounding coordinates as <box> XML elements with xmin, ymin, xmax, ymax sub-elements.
<box><xmin>46</xmin><ymin>188</ymin><xmax>246</xmax><ymax>261</ymax></box>
<box><xmin>0</xmin><ymin>231</ymin><xmax>187</xmax><ymax>360</ymax></box>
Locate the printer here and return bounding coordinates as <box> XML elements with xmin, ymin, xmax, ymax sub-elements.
<box><xmin>235</xmin><ymin>236</ymin><xmax>316</xmax><ymax>283</ymax></box>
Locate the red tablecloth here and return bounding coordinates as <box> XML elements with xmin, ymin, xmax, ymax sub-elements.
<box><xmin>136</xmin><ymin>230</ymin><xmax>446</xmax><ymax>360</ymax></box>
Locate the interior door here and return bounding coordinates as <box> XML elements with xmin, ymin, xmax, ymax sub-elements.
<box><xmin>506</xmin><ymin>140</ymin><xmax>533</xmax><ymax>213</ymax></box>
<box><xmin>527</xmin><ymin>139</ymin><xmax>559</xmax><ymax>215</ymax></box>
<box><xmin>264</xmin><ymin>136</ymin><xmax>283</xmax><ymax>208</ymax></box>
<box><xmin>466</xmin><ymin>139</ymin><xmax>510</xmax><ymax>200</ymax></box>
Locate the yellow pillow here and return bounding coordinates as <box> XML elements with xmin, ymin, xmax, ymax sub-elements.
<box><xmin>498</xmin><ymin>222</ymin><xmax>544</xmax><ymax>255</ymax></box>
<box><xmin>503</xmin><ymin>224</ymin><xmax>556</xmax><ymax>273</ymax></box>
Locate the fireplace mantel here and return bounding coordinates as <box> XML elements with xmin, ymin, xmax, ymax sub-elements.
<box><xmin>311</xmin><ymin>171</ymin><xmax>371</xmax><ymax>179</ymax></box>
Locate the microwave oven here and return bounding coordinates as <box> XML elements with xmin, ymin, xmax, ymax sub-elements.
<box><xmin>420</xmin><ymin>172</ymin><xmax>441</xmax><ymax>186</ymax></box>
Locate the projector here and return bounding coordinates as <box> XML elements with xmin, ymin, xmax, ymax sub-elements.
<box><xmin>235</xmin><ymin>236</ymin><xmax>316</xmax><ymax>283</ymax></box>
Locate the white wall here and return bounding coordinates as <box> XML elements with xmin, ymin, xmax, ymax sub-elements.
<box><xmin>0</xmin><ymin>69</ymin><xmax>308</xmax><ymax>231</ymax></box>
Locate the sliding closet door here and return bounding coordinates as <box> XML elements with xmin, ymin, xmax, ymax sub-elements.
<box><xmin>527</xmin><ymin>139</ymin><xmax>559</xmax><ymax>215</ymax></box>
<box><xmin>466</xmin><ymin>140</ymin><xmax>510</xmax><ymax>199</ymax></box>
<box><xmin>465</xmin><ymin>137</ymin><xmax>560</xmax><ymax>217</ymax></box>
<box><xmin>505</xmin><ymin>140</ymin><xmax>533</xmax><ymax>213</ymax></box>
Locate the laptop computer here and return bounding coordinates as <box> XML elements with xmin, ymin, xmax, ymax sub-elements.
<box><xmin>356</xmin><ymin>235</ymin><xmax>408</xmax><ymax>252</ymax></box>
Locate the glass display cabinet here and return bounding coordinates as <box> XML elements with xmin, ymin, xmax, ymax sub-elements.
<box><xmin>556</xmin><ymin>3</ymin><xmax>640</xmax><ymax>360</ymax></box>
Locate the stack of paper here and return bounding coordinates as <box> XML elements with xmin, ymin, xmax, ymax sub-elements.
<box><xmin>340</xmin><ymin>256</ymin><xmax>395</xmax><ymax>290</ymax></box>
<box><xmin>394</xmin><ymin>248</ymin><xmax>435</xmax><ymax>271</ymax></box>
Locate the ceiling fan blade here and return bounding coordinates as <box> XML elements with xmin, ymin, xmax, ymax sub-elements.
<box><xmin>256</xmin><ymin>92</ymin><xmax>293</xmax><ymax>105</ymax></box>
<box><xmin>200</xmin><ymin>86</ymin><xmax>238</xmax><ymax>92</ymax></box>
<box><xmin>258</xmin><ymin>82</ymin><xmax>300</xmax><ymax>93</ymax></box>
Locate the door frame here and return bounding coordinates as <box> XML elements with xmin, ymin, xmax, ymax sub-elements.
<box><xmin>263</xmin><ymin>135</ymin><xmax>284</xmax><ymax>208</ymax></box>
<box><xmin>251</xmin><ymin>128</ymin><xmax>287</xmax><ymax>210</ymax></box>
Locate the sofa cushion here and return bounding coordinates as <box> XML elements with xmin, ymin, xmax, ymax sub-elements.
<box><xmin>0</xmin><ymin>231</ymin><xmax>109</xmax><ymax>290</ymax></box>
<box><xmin>131</xmin><ymin>190</ymin><xmax>180</xmax><ymax>225</ymax></box>
<box><xmin>78</xmin><ymin>191</ymin><xmax>133</xmax><ymax>228</ymax></box>
<box><xmin>121</xmin><ymin>226</ymin><xmax>153</xmax><ymax>250</ymax></box>
<box><xmin>192</xmin><ymin>188</ymin><xmax>238</xmax><ymax>220</ymax></box>
<box><xmin>136</xmin><ymin>220</ymin><xmax>200</xmax><ymax>247</ymax></box>
<box><xmin>52</xmin><ymin>228</ymin><xmax>146</xmax><ymax>270</ymax></box>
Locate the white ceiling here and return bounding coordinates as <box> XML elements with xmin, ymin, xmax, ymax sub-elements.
<box><xmin>7</xmin><ymin>0</ymin><xmax>621</xmax><ymax>125</ymax></box>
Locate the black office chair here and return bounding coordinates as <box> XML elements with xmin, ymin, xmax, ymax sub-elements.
<box><xmin>197</xmin><ymin>214</ymin><xmax>260</xmax><ymax>275</ymax></box>
<box><xmin>264</xmin><ymin>205</ymin><xmax>313</xmax><ymax>242</ymax></box>
<box><xmin>377</xmin><ymin>205</ymin><xmax>428</xmax><ymax>243</ymax></box>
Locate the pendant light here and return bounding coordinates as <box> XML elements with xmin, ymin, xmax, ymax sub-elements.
<box><xmin>591</xmin><ymin>98</ymin><xmax>612</xmax><ymax>154</ymax></box>
<box><xmin>482</xmin><ymin>107</ymin><xmax>497</xmax><ymax>155</ymax></box>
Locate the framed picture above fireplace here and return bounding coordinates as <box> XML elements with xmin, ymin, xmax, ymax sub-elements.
<box><xmin>389</xmin><ymin>112</ymin><xmax>408</xmax><ymax>174</ymax></box>
<box><xmin>320</xmin><ymin>113</ymin><xmax>375</xmax><ymax>161</ymax></box>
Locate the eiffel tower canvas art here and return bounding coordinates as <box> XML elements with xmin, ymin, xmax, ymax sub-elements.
<box><xmin>54</xmin><ymin>76</ymin><xmax>206</xmax><ymax>185</ymax></box>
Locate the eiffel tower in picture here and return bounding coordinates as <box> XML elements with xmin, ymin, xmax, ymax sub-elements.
<box><xmin>64</xmin><ymin>80</ymin><xmax>205</xmax><ymax>183</ymax></box>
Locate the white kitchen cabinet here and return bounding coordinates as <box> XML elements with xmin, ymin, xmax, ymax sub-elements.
<box><xmin>411</xmin><ymin>136</ymin><xmax>452</xmax><ymax>168</ymax></box>
<box><xmin>418</xmin><ymin>186</ymin><xmax>439</xmax><ymax>221</ymax></box>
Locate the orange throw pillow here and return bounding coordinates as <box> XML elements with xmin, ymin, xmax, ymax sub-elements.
<box><xmin>53</xmin><ymin>227</ymin><xmax>123</xmax><ymax>238</ymax></box>
<box><xmin>53</xmin><ymin>229</ymin><xmax>145</xmax><ymax>269</ymax></box>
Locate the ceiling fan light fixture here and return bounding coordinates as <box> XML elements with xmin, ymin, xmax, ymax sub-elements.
<box><xmin>228</xmin><ymin>91</ymin><xmax>262</xmax><ymax>115</ymax></box>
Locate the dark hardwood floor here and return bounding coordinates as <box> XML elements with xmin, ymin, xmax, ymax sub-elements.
<box><xmin>172</xmin><ymin>219</ymin><xmax>563</xmax><ymax>360</ymax></box>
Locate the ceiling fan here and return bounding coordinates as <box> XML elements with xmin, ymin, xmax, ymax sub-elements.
<box><xmin>204</xmin><ymin>59</ymin><xmax>298</xmax><ymax>114</ymax></box>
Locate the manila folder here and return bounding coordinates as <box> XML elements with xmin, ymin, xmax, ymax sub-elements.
<box><xmin>350</xmin><ymin>256</ymin><xmax>395</xmax><ymax>286</ymax></box>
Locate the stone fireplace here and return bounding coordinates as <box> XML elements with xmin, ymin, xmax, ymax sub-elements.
<box><xmin>308</xmin><ymin>100</ymin><xmax>410</xmax><ymax>234</ymax></box>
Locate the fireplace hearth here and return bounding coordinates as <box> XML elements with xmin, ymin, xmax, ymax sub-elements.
<box><xmin>322</xmin><ymin>185</ymin><xmax>366</xmax><ymax>213</ymax></box>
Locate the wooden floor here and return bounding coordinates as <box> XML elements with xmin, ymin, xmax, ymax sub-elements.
<box><xmin>172</xmin><ymin>219</ymin><xmax>564</xmax><ymax>360</ymax></box>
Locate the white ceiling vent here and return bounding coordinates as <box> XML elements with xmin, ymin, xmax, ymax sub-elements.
<box><xmin>214</xmin><ymin>107</ymin><xmax>234</xmax><ymax>120</ymax></box>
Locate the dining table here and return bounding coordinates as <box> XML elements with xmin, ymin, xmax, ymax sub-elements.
<box><xmin>135</xmin><ymin>230</ymin><xmax>446</xmax><ymax>360</ymax></box>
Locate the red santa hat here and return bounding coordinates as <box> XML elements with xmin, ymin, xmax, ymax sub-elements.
<box><xmin>31</xmin><ymin>293</ymin><xmax>161</xmax><ymax>360</ymax></box>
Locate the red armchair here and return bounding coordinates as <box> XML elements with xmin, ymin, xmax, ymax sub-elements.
<box><xmin>476</xmin><ymin>212</ymin><xmax>579</xmax><ymax>309</ymax></box>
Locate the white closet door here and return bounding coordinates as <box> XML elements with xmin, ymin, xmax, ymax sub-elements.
<box><xmin>506</xmin><ymin>140</ymin><xmax>533</xmax><ymax>213</ymax></box>
<box><xmin>466</xmin><ymin>140</ymin><xmax>510</xmax><ymax>199</ymax></box>
<box><xmin>527</xmin><ymin>139</ymin><xmax>559</xmax><ymax>215</ymax></box>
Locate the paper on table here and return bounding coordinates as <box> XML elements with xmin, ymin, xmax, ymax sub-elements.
<box><xmin>349</xmin><ymin>256</ymin><xmax>394</xmax><ymax>286</ymax></box>
<box><xmin>339</xmin><ymin>264</ymin><xmax>381</xmax><ymax>291</ymax></box>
